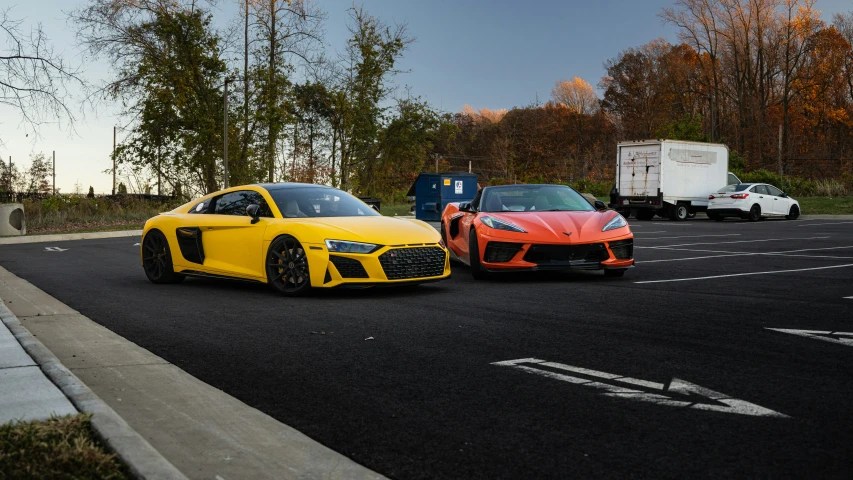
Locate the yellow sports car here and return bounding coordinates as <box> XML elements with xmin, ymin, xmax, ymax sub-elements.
<box><xmin>141</xmin><ymin>183</ymin><xmax>450</xmax><ymax>296</ymax></box>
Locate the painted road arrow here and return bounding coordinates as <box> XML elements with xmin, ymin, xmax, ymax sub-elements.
<box><xmin>766</xmin><ymin>328</ymin><xmax>853</xmax><ymax>347</ymax></box>
<box><xmin>44</xmin><ymin>247</ymin><xmax>68</xmax><ymax>252</ymax></box>
<box><xmin>492</xmin><ymin>358</ymin><xmax>787</xmax><ymax>418</ymax></box>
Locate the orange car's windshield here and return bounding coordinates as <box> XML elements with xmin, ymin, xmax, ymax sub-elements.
<box><xmin>480</xmin><ymin>185</ymin><xmax>594</xmax><ymax>213</ymax></box>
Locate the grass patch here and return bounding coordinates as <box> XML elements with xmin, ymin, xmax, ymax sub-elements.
<box><xmin>797</xmin><ymin>197</ymin><xmax>853</xmax><ymax>215</ymax></box>
<box><xmin>0</xmin><ymin>414</ymin><xmax>130</xmax><ymax>479</ymax></box>
<box><xmin>381</xmin><ymin>203</ymin><xmax>414</xmax><ymax>217</ymax></box>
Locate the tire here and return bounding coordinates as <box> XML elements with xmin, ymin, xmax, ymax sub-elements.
<box><xmin>656</xmin><ymin>210</ymin><xmax>668</xmax><ymax>218</ymax></box>
<box><xmin>604</xmin><ymin>269</ymin><xmax>626</xmax><ymax>278</ymax></box>
<box><xmin>669</xmin><ymin>203</ymin><xmax>689</xmax><ymax>221</ymax></box>
<box><xmin>636</xmin><ymin>210</ymin><xmax>656</xmax><ymax>221</ymax></box>
<box><xmin>468</xmin><ymin>229</ymin><xmax>489</xmax><ymax>280</ymax></box>
<box><xmin>621</xmin><ymin>210</ymin><xmax>631</xmax><ymax>219</ymax></box>
<box><xmin>707</xmin><ymin>212</ymin><xmax>724</xmax><ymax>222</ymax></box>
<box><xmin>142</xmin><ymin>230</ymin><xmax>185</xmax><ymax>284</ymax></box>
<box><xmin>266</xmin><ymin>235</ymin><xmax>312</xmax><ymax>296</ymax></box>
<box><xmin>748</xmin><ymin>204</ymin><xmax>762</xmax><ymax>222</ymax></box>
<box><xmin>786</xmin><ymin>205</ymin><xmax>800</xmax><ymax>220</ymax></box>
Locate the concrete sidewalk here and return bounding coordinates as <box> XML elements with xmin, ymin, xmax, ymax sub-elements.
<box><xmin>0</xmin><ymin>305</ymin><xmax>76</xmax><ymax>424</ymax></box>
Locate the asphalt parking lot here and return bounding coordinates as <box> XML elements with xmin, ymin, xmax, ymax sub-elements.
<box><xmin>1</xmin><ymin>216</ymin><xmax>852</xmax><ymax>479</ymax></box>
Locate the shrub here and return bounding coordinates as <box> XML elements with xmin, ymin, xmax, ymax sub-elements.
<box><xmin>813</xmin><ymin>179</ymin><xmax>848</xmax><ymax>197</ymax></box>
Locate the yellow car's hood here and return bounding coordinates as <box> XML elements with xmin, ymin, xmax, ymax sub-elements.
<box><xmin>285</xmin><ymin>216</ymin><xmax>440</xmax><ymax>245</ymax></box>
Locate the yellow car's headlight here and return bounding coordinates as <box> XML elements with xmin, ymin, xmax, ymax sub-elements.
<box><xmin>324</xmin><ymin>239</ymin><xmax>379</xmax><ymax>254</ymax></box>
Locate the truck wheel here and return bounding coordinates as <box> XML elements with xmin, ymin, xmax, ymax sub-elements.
<box><xmin>669</xmin><ymin>204</ymin><xmax>689</xmax><ymax>221</ymax></box>
<box><xmin>636</xmin><ymin>210</ymin><xmax>656</xmax><ymax>221</ymax></box>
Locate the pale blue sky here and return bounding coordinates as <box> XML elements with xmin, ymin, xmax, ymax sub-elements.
<box><xmin>1</xmin><ymin>0</ymin><xmax>850</xmax><ymax>193</ymax></box>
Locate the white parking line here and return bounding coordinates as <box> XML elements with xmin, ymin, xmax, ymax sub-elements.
<box><xmin>797</xmin><ymin>221</ymin><xmax>853</xmax><ymax>227</ymax></box>
<box><xmin>640</xmin><ymin>246</ymin><xmax>853</xmax><ymax>263</ymax></box>
<box><xmin>651</xmin><ymin>223</ymin><xmax>692</xmax><ymax>226</ymax></box>
<box><xmin>845</xmin><ymin>296</ymin><xmax>853</xmax><ymax>300</ymax></box>
<box><xmin>632</xmin><ymin>231</ymin><xmax>668</xmax><ymax>234</ymax></box>
<box><xmin>634</xmin><ymin>263</ymin><xmax>853</xmax><ymax>284</ymax></box>
<box><xmin>635</xmin><ymin>234</ymin><xmax>741</xmax><ymax>241</ymax></box>
<box><xmin>636</xmin><ymin>236</ymin><xmax>830</xmax><ymax>249</ymax></box>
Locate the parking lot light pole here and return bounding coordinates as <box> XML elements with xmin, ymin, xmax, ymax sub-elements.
<box><xmin>112</xmin><ymin>126</ymin><xmax>116</xmax><ymax>195</ymax></box>
<box><xmin>224</xmin><ymin>78</ymin><xmax>231</xmax><ymax>189</ymax></box>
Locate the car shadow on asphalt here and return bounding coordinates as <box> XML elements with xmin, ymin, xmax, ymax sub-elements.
<box><xmin>450</xmin><ymin>264</ymin><xmax>623</xmax><ymax>284</ymax></box>
<box><xmin>172</xmin><ymin>275</ymin><xmax>448</xmax><ymax>300</ymax></box>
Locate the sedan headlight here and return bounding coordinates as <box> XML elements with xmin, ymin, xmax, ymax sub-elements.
<box><xmin>481</xmin><ymin>216</ymin><xmax>526</xmax><ymax>233</ymax></box>
<box><xmin>324</xmin><ymin>239</ymin><xmax>379</xmax><ymax>254</ymax></box>
<box><xmin>602</xmin><ymin>215</ymin><xmax>627</xmax><ymax>232</ymax></box>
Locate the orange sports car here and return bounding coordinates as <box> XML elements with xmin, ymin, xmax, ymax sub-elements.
<box><xmin>440</xmin><ymin>184</ymin><xmax>634</xmax><ymax>279</ymax></box>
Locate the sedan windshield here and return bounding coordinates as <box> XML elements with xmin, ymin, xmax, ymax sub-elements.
<box><xmin>481</xmin><ymin>185</ymin><xmax>594</xmax><ymax>213</ymax></box>
<box><xmin>717</xmin><ymin>184</ymin><xmax>751</xmax><ymax>193</ymax></box>
<box><xmin>267</xmin><ymin>186</ymin><xmax>379</xmax><ymax>218</ymax></box>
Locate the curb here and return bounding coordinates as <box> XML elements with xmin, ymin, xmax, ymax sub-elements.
<box><xmin>0</xmin><ymin>302</ymin><xmax>188</xmax><ymax>480</ymax></box>
<box><xmin>0</xmin><ymin>230</ymin><xmax>143</xmax><ymax>245</ymax></box>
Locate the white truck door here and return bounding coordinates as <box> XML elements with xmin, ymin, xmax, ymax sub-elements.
<box><xmin>619</xmin><ymin>144</ymin><xmax>661</xmax><ymax>197</ymax></box>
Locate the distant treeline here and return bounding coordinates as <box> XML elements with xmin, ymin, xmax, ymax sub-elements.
<box><xmin>46</xmin><ymin>1</ymin><xmax>853</xmax><ymax>202</ymax></box>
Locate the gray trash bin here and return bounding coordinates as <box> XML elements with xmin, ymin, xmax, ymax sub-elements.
<box><xmin>0</xmin><ymin>203</ymin><xmax>26</xmax><ymax>236</ymax></box>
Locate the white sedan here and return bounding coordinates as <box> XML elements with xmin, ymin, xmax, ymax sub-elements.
<box><xmin>707</xmin><ymin>183</ymin><xmax>800</xmax><ymax>222</ymax></box>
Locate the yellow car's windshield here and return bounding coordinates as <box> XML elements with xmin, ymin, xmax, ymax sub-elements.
<box><xmin>267</xmin><ymin>186</ymin><xmax>380</xmax><ymax>218</ymax></box>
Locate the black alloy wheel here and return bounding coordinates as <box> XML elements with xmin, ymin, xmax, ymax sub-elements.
<box><xmin>748</xmin><ymin>204</ymin><xmax>762</xmax><ymax>222</ymax></box>
<box><xmin>604</xmin><ymin>269</ymin><xmax>626</xmax><ymax>278</ymax></box>
<box><xmin>786</xmin><ymin>205</ymin><xmax>800</xmax><ymax>220</ymax></box>
<box><xmin>266</xmin><ymin>235</ymin><xmax>311</xmax><ymax>296</ymax></box>
<box><xmin>468</xmin><ymin>229</ymin><xmax>489</xmax><ymax>280</ymax></box>
<box><xmin>142</xmin><ymin>230</ymin><xmax>185</xmax><ymax>284</ymax></box>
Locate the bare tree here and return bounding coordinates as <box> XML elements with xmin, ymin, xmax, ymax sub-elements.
<box><xmin>550</xmin><ymin>77</ymin><xmax>599</xmax><ymax>114</ymax></box>
<box><xmin>0</xmin><ymin>7</ymin><xmax>85</xmax><ymax>137</ymax></box>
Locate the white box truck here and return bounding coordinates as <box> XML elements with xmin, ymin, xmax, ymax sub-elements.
<box><xmin>608</xmin><ymin>140</ymin><xmax>740</xmax><ymax>221</ymax></box>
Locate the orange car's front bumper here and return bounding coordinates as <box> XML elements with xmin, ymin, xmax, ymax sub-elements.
<box><xmin>477</xmin><ymin>232</ymin><xmax>635</xmax><ymax>272</ymax></box>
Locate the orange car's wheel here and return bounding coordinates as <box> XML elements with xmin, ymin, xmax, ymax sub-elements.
<box><xmin>266</xmin><ymin>235</ymin><xmax>312</xmax><ymax>297</ymax></box>
<box><xmin>468</xmin><ymin>229</ymin><xmax>489</xmax><ymax>280</ymax></box>
<box><xmin>142</xmin><ymin>230</ymin><xmax>185</xmax><ymax>284</ymax></box>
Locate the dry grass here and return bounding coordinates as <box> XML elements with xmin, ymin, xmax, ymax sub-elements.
<box><xmin>21</xmin><ymin>195</ymin><xmax>181</xmax><ymax>235</ymax></box>
<box><xmin>0</xmin><ymin>414</ymin><xmax>130</xmax><ymax>479</ymax></box>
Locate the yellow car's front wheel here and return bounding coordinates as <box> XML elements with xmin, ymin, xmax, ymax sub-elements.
<box><xmin>266</xmin><ymin>235</ymin><xmax>311</xmax><ymax>297</ymax></box>
<box><xmin>142</xmin><ymin>230</ymin><xmax>185</xmax><ymax>284</ymax></box>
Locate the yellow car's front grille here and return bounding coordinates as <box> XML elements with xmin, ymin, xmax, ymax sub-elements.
<box><xmin>378</xmin><ymin>247</ymin><xmax>446</xmax><ymax>280</ymax></box>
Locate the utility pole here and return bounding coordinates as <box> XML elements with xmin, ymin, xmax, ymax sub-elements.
<box><xmin>52</xmin><ymin>151</ymin><xmax>55</xmax><ymax>195</ymax></box>
<box><xmin>112</xmin><ymin>126</ymin><xmax>116</xmax><ymax>195</ymax></box>
<box><xmin>224</xmin><ymin>78</ymin><xmax>231</xmax><ymax>189</ymax></box>
<box><xmin>778</xmin><ymin>124</ymin><xmax>783</xmax><ymax>185</ymax></box>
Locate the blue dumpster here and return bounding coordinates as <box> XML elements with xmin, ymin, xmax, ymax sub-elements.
<box><xmin>406</xmin><ymin>172</ymin><xmax>478</xmax><ymax>221</ymax></box>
